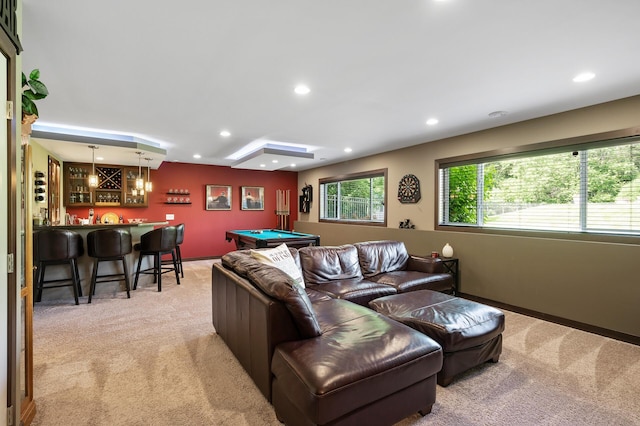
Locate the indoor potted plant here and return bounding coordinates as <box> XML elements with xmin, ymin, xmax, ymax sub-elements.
<box><xmin>21</xmin><ymin>68</ymin><xmax>49</xmax><ymax>135</ymax></box>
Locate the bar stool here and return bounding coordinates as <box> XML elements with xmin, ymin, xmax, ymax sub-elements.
<box><xmin>133</xmin><ymin>226</ymin><xmax>180</xmax><ymax>292</ymax></box>
<box><xmin>175</xmin><ymin>223</ymin><xmax>185</xmax><ymax>278</ymax></box>
<box><xmin>87</xmin><ymin>228</ymin><xmax>133</xmax><ymax>303</ymax></box>
<box><xmin>34</xmin><ymin>229</ymin><xmax>84</xmax><ymax>305</ymax></box>
<box><xmin>163</xmin><ymin>223</ymin><xmax>185</xmax><ymax>278</ymax></box>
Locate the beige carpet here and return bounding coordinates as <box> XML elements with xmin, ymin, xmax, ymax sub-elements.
<box><xmin>31</xmin><ymin>260</ymin><xmax>640</xmax><ymax>426</ymax></box>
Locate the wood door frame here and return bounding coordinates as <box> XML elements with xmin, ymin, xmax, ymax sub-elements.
<box><xmin>48</xmin><ymin>156</ymin><xmax>60</xmax><ymax>225</ymax></box>
<box><xmin>1</xmin><ymin>42</ymin><xmax>16</xmax><ymax>426</ymax></box>
<box><xmin>0</xmin><ymin>16</ymin><xmax>30</xmax><ymax>426</ymax></box>
<box><xmin>20</xmin><ymin>145</ymin><xmax>35</xmax><ymax>425</ymax></box>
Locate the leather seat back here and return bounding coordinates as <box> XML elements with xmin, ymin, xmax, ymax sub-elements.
<box><xmin>354</xmin><ymin>240</ymin><xmax>410</xmax><ymax>277</ymax></box>
<box><xmin>87</xmin><ymin>228</ymin><xmax>132</xmax><ymax>258</ymax></box>
<box><xmin>298</xmin><ymin>245</ymin><xmax>362</xmax><ymax>284</ymax></box>
<box><xmin>140</xmin><ymin>226</ymin><xmax>176</xmax><ymax>253</ymax></box>
<box><xmin>175</xmin><ymin>223</ymin><xmax>185</xmax><ymax>245</ymax></box>
<box><xmin>34</xmin><ymin>229</ymin><xmax>84</xmax><ymax>262</ymax></box>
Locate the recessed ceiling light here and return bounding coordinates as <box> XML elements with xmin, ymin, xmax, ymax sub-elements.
<box><xmin>272</xmin><ymin>159</ymin><xmax>278</xmax><ymax>163</ymax></box>
<box><xmin>488</xmin><ymin>110</ymin><xmax>508</xmax><ymax>118</ymax></box>
<box><xmin>344</xmin><ymin>147</ymin><xmax>353</xmax><ymax>153</ymax></box>
<box><xmin>290</xmin><ymin>163</ymin><xmax>296</xmax><ymax>168</ymax></box>
<box><xmin>294</xmin><ymin>84</ymin><xmax>311</xmax><ymax>95</ymax></box>
<box><xmin>260</xmin><ymin>164</ymin><xmax>266</xmax><ymax>167</ymax></box>
<box><xmin>96</xmin><ymin>156</ymin><xmax>104</xmax><ymax>161</ymax></box>
<box><xmin>426</xmin><ymin>118</ymin><xmax>439</xmax><ymax>126</ymax></box>
<box><xmin>573</xmin><ymin>72</ymin><xmax>595</xmax><ymax>83</ymax></box>
<box><xmin>220</xmin><ymin>130</ymin><xmax>231</xmax><ymax>137</ymax></box>
<box><xmin>193</xmin><ymin>154</ymin><xmax>201</xmax><ymax>159</ymax></box>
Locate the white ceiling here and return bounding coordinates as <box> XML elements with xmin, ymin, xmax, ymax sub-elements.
<box><xmin>21</xmin><ymin>0</ymin><xmax>640</xmax><ymax>171</ymax></box>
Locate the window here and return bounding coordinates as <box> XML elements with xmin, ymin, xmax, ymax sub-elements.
<box><xmin>438</xmin><ymin>135</ymin><xmax>640</xmax><ymax>236</ymax></box>
<box><xmin>320</xmin><ymin>169</ymin><xmax>387</xmax><ymax>225</ymax></box>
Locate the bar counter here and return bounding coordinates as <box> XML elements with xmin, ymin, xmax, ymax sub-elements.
<box><xmin>34</xmin><ymin>222</ymin><xmax>169</xmax><ymax>302</ymax></box>
<box><xmin>36</xmin><ymin>221</ymin><xmax>169</xmax><ymax>232</ymax></box>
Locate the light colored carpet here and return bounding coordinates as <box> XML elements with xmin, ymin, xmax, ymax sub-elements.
<box><xmin>31</xmin><ymin>260</ymin><xmax>640</xmax><ymax>426</ymax></box>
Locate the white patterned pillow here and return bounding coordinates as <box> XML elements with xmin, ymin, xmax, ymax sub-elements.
<box><xmin>250</xmin><ymin>243</ymin><xmax>305</xmax><ymax>288</ymax></box>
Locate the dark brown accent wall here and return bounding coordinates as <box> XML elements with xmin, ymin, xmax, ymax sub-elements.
<box><xmin>295</xmin><ymin>95</ymin><xmax>640</xmax><ymax>340</ymax></box>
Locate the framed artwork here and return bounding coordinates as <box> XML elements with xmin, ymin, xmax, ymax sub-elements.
<box><xmin>206</xmin><ymin>184</ymin><xmax>232</xmax><ymax>210</ymax></box>
<box><xmin>241</xmin><ymin>186</ymin><xmax>264</xmax><ymax>210</ymax></box>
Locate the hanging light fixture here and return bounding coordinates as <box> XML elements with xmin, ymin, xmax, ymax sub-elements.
<box><xmin>88</xmin><ymin>145</ymin><xmax>99</xmax><ymax>187</ymax></box>
<box><xmin>136</xmin><ymin>152</ymin><xmax>144</xmax><ymax>190</ymax></box>
<box><xmin>145</xmin><ymin>157</ymin><xmax>153</xmax><ymax>192</ymax></box>
<box><xmin>132</xmin><ymin>151</ymin><xmax>145</xmax><ymax>196</ymax></box>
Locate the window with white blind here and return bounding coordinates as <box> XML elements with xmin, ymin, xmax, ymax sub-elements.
<box><xmin>319</xmin><ymin>169</ymin><xmax>387</xmax><ymax>225</ymax></box>
<box><xmin>438</xmin><ymin>137</ymin><xmax>640</xmax><ymax>235</ymax></box>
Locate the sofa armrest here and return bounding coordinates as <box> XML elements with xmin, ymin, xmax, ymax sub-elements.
<box><xmin>407</xmin><ymin>255</ymin><xmax>446</xmax><ymax>274</ymax></box>
<box><xmin>212</xmin><ymin>263</ymin><xmax>300</xmax><ymax>402</ymax></box>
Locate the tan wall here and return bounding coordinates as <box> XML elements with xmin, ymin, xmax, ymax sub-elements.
<box><xmin>296</xmin><ymin>96</ymin><xmax>640</xmax><ymax>339</ymax></box>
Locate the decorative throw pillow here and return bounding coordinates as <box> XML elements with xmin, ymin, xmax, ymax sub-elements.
<box><xmin>250</xmin><ymin>243</ymin><xmax>305</xmax><ymax>288</ymax></box>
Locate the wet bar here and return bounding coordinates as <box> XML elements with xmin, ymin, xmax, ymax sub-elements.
<box><xmin>33</xmin><ymin>222</ymin><xmax>169</xmax><ymax>302</ymax></box>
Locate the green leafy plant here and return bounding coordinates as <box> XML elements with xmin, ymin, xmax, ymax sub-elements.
<box><xmin>22</xmin><ymin>69</ymin><xmax>49</xmax><ymax>118</ymax></box>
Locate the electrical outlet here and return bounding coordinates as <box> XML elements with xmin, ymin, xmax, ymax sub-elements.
<box><xmin>166</xmin><ymin>214</ymin><xmax>174</xmax><ymax>220</ymax></box>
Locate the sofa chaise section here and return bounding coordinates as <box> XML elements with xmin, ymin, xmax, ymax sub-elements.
<box><xmin>271</xmin><ymin>299</ymin><xmax>443</xmax><ymax>426</ymax></box>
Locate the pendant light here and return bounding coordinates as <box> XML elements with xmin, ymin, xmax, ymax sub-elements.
<box><xmin>88</xmin><ymin>145</ymin><xmax>99</xmax><ymax>187</ymax></box>
<box><xmin>144</xmin><ymin>157</ymin><xmax>153</xmax><ymax>192</ymax></box>
<box><xmin>136</xmin><ymin>152</ymin><xmax>144</xmax><ymax>190</ymax></box>
<box><xmin>133</xmin><ymin>151</ymin><xmax>144</xmax><ymax>196</ymax></box>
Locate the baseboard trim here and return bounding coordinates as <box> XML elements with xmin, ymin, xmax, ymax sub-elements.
<box><xmin>459</xmin><ymin>292</ymin><xmax>640</xmax><ymax>347</ymax></box>
<box><xmin>182</xmin><ymin>256</ymin><xmax>221</xmax><ymax>262</ymax></box>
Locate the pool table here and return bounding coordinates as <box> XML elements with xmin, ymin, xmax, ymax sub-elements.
<box><xmin>225</xmin><ymin>229</ymin><xmax>320</xmax><ymax>249</ymax></box>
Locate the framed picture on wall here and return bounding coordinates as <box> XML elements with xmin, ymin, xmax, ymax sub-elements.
<box><xmin>206</xmin><ymin>184</ymin><xmax>232</xmax><ymax>210</ymax></box>
<box><xmin>241</xmin><ymin>186</ymin><xmax>264</xmax><ymax>210</ymax></box>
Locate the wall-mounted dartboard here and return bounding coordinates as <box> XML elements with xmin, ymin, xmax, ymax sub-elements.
<box><xmin>397</xmin><ymin>174</ymin><xmax>421</xmax><ymax>203</ymax></box>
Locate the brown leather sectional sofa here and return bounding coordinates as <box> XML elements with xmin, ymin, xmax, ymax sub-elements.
<box><xmin>211</xmin><ymin>240</ymin><xmax>455</xmax><ymax>426</ymax></box>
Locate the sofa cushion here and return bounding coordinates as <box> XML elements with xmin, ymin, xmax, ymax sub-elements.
<box><xmin>307</xmin><ymin>278</ymin><xmax>396</xmax><ymax>306</ymax></box>
<box><xmin>299</xmin><ymin>245</ymin><xmax>363</xmax><ymax>284</ymax></box>
<box><xmin>367</xmin><ymin>270</ymin><xmax>454</xmax><ymax>293</ymax></box>
<box><xmin>222</xmin><ymin>250</ymin><xmax>321</xmax><ymax>338</ymax></box>
<box><xmin>305</xmin><ymin>288</ymin><xmax>333</xmax><ymax>303</ymax></box>
<box><xmin>354</xmin><ymin>240</ymin><xmax>410</xmax><ymax>278</ymax></box>
<box><xmin>250</xmin><ymin>243</ymin><xmax>305</xmax><ymax>288</ymax></box>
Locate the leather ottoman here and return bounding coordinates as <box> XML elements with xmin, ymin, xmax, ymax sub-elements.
<box><xmin>369</xmin><ymin>290</ymin><xmax>504</xmax><ymax>386</ymax></box>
